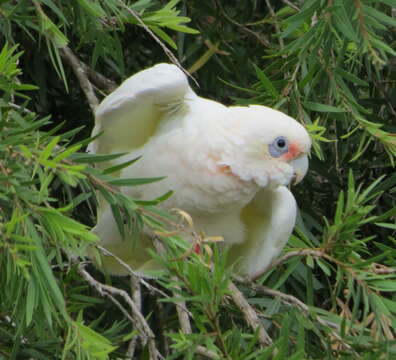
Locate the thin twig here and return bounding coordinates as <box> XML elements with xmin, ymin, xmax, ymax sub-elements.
<box><xmin>174</xmin><ymin>285</ymin><xmax>192</xmax><ymax>334</ymax></box>
<box><xmin>281</xmin><ymin>0</ymin><xmax>300</xmax><ymax>11</ymax></box>
<box><xmin>7</xmin><ymin>103</ymin><xmax>34</xmax><ymax>114</ymax></box>
<box><xmin>60</xmin><ymin>46</ymin><xmax>99</xmax><ymax>112</ymax></box>
<box><xmin>250</xmin><ymin>282</ymin><xmax>309</xmax><ymax>311</ymax></box>
<box><xmin>250</xmin><ymin>249</ymin><xmax>326</xmax><ymax>281</ymax></box>
<box><xmin>131</xmin><ymin>275</ymin><xmax>142</xmax><ymax>315</ymax></box>
<box><xmin>126</xmin><ymin>333</ymin><xmax>138</xmax><ymax>359</ymax></box>
<box><xmin>126</xmin><ymin>275</ymin><xmax>142</xmax><ymax>359</ymax></box>
<box><xmin>228</xmin><ymin>281</ymin><xmax>272</xmax><ymax>347</ymax></box>
<box><xmin>78</xmin><ymin>263</ymin><xmax>161</xmax><ymax>360</ymax></box>
<box><xmin>96</xmin><ymin>245</ymin><xmax>145</xmax><ymax>280</ymax></box>
<box><xmin>195</xmin><ymin>346</ymin><xmax>219</xmax><ymax>359</ymax></box>
<box><xmin>96</xmin><ymin>244</ymin><xmax>168</xmax><ymax>298</ymax></box>
<box><xmin>281</xmin><ymin>63</ymin><xmax>300</xmax><ymax>98</ymax></box>
<box><xmin>117</xmin><ymin>0</ymin><xmax>198</xmax><ymax>87</ymax></box>
<box><xmin>265</xmin><ymin>0</ymin><xmax>284</xmax><ymax>50</ymax></box>
<box><xmin>96</xmin><ymin>236</ymin><xmax>192</xmax><ymax>318</ymax></box>
<box><xmin>371</xmin><ymin>263</ymin><xmax>396</xmax><ymax>275</ymax></box>
<box><xmin>215</xmin><ymin>0</ymin><xmax>270</xmax><ymax>47</ymax></box>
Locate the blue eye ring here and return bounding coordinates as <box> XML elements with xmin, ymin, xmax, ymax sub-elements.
<box><xmin>269</xmin><ymin>136</ymin><xmax>289</xmax><ymax>158</ymax></box>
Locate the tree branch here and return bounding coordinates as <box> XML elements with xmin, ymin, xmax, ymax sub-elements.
<box><xmin>78</xmin><ymin>263</ymin><xmax>162</xmax><ymax>360</ymax></box>
<box><xmin>60</xmin><ymin>46</ymin><xmax>99</xmax><ymax>112</ymax></box>
<box><xmin>126</xmin><ymin>275</ymin><xmax>142</xmax><ymax>359</ymax></box>
<box><xmin>228</xmin><ymin>281</ymin><xmax>272</xmax><ymax>347</ymax></box>
<box><xmin>80</xmin><ymin>62</ymin><xmax>117</xmax><ymax>93</ymax></box>
<box><xmin>96</xmin><ymin>244</ymin><xmax>199</xmax><ymax>319</ymax></box>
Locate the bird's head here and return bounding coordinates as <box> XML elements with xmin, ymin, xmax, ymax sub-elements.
<box><xmin>220</xmin><ymin>105</ymin><xmax>311</xmax><ymax>188</ymax></box>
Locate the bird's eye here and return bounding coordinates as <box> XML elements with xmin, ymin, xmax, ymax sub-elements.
<box><xmin>269</xmin><ymin>136</ymin><xmax>289</xmax><ymax>158</ymax></box>
<box><xmin>276</xmin><ymin>138</ymin><xmax>286</xmax><ymax>148</ymax></box>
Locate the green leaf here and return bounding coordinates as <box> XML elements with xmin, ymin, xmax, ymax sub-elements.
<box><xmin>52</xmin><ymin>144</ymin><xmax>82</xmax><ymax>163</ymax></box>
<box><xmin>332</xmin><ymin>4</ymin><xmax>359</xmax><ymax>42</ymax></box>
<box><xmin>281</xmin><ymin>0</ymin><xmax>320</xmax><ymax>38</ymax></box>
<box><xmin>108</xmin><ymin>176</ymin><xmax>165</xmax><ymax>187</ymax></box>
<box><xmin>166</xmin><ymin>24</ymin><xmax>199</xmax><ymax>34</ymax></box>
<box><xmin>303</xmin><ymin>101</ymin><xmax>345</xmax><ymax>113</ymax></box>
<box><xmin>363</xmin><ymin>5</ymin><xmax>396</xmax><ymax>28</ymax></box>
<box><xmin>103</xmin><ymin>156</ymin><xmax>141</xmax><ymax>174</ymax></box>
<box><xmin>150</xmin><ymin>26</ymin><xmax>177</xmax><ymax>49</ymax></box>
<box><xmin>25</xmin><ymin>278</ymin><xmax>36</xmax><ymax>326</ymax></box>
<box><xmin>76</xmin><ymin>0</ymin><xmax>106</xmax><ymax>18</ymax></box>
<box><xmin>375</xmin><ymin>222</ymin><xmax>396</xmax><ymax>230</ymax></box>
<box><xmin>370</xmin><ymin>37</ymin><xmax>396</xmax><ymax>56</ymax></box>
<box><xmin>26</xmin><ymin>219</ymin><xmax>68</xmax><ymax>320</ymax></box>
<box><xmin>335</xmin><ymin>68</ymin><xmax>368</xmax><ymax>87</ymax></box>
<box><xmin>74</xmin><ymin>320</ymin><xmax>117</xmax><ymax>358</ymax></box>
<box><xmin>39</xmin><ymin>136</ymin><xmax>60</xmax><ymax>162</ymax></box>
<box><xmin>254</xmin><ymin>64</ymin><xmax>279</xmax><ymax>99</ymax></box>
<box><xmin>70</xmin><ymin>152</ymin><xmax>128</xmax><ymax>164</ymax></box>
<box><xmin>316</xmin><ymin>259</ymin><xmax>331</xmax><ymax>276</ymax></box>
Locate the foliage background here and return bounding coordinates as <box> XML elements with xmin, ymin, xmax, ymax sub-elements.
<box><xmin>1</xmin><ymin>0</ymin><xmax>396</xmax><ymax>359</ymax></box>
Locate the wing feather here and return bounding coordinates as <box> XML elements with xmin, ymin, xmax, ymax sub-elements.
<box><xmin>230</xmin><ymin>186</ymin><xmax>297</xmax><ymax>277</ymax></box>
<box><xmin>88</xmin><ymin>64</ymin><xmax>190</xmax><ymax>160</ymax></box>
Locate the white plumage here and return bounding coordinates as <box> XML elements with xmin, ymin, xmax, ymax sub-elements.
<box><xmin>89</xmin><ymin>63</ymin><xmax>311</xmax><ymax>278</ymax></box>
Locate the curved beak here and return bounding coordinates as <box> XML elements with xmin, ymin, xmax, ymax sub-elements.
<box><xmin>289</xmin><ymin>154</ymin><xmax>309</xmax><ymax>185</ymax></box>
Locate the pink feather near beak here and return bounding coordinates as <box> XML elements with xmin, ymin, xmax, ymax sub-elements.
<box><xmin>282</xmin><ymin>141</ymin><xmax>302</xmax><ymax>161</ymax></box>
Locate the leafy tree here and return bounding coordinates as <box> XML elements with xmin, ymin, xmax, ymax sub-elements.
<box><xmin>1</xmin><ymin>0</ymin><xmax>396</xmax><ymax>359</ymax></box>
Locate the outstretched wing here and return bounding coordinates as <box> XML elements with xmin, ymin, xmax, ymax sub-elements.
<box><xmin>229</xmin><ymin>186</ymin><xmax>297</xmax><ymax>278</ymax></box>
<box><xmin>89</xmin><ymin>64</ymin><xmax>193</xmax><ymax>275</ymax></box>
<box><xmin>88</xmin><ymin>63</ymin><xmax>190</xmax><ymax>163</ymax></box>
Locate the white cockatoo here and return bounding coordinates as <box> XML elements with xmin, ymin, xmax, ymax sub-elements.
<box><xmin>89</xmin><ymin>63</ymin><xmax>311</xmax><ymax>278</ymax></box>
